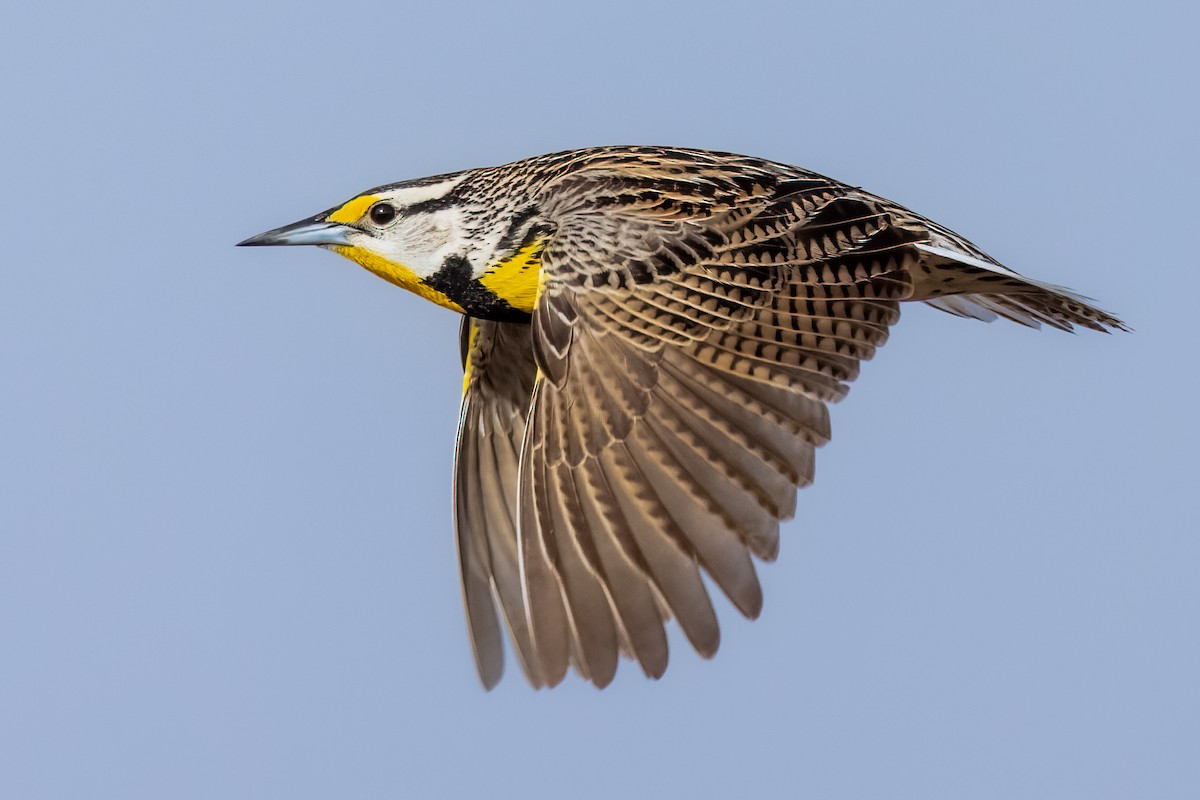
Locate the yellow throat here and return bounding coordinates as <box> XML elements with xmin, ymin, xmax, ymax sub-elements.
<box><xmin>331</xmin><ymin>246</ymin><xmax>465</xmax><ymax>312</ymax></box>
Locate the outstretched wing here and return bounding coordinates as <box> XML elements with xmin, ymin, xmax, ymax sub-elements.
<box><xmin>463</xmin><ymin>148</ymin><xmax>1125</xmax><ymax>690</ymax></box>
<box><xmin>454</xmin><ymin>316</ymin><xmax>554</xmax><ymax>688</ymax></box>
<box><xmin>516</xmin><ymin>158</ymin><xmax>921</xmax><ymax>688</ymax></box>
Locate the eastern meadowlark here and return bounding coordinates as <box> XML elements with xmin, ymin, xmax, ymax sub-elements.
<box><xmin>239</xmin><ymin>146</ymin><xmax>1126</xmax><ymax>689</ymax></box>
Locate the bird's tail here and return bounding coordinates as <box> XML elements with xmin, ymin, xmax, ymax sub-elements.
<box><xmin>911</xmin><ymin>242</ymin><xmax>1129</xmax><ymax>333</ymax></box>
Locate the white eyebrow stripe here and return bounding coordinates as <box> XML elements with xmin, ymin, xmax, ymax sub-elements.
<box><xmin>384</xmin><ymin>176</ymin><xmax>466</xmax><ymax>207</ymax></box>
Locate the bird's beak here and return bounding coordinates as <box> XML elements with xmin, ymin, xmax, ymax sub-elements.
<box><xmin>237</xmin><ymin>216</ymin><xmax>355</xmax><ymax>248</ymax></box>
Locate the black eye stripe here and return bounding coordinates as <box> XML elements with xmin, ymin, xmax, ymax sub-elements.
<box><xmin>400</xmin><ymin>195</ymin><xmax>458</xmax><ymax>215</ymax></box>
<box><xmin>369</xmin><ymin>202</ymin><xmax>397</xmax><ymax>225</ymax></box>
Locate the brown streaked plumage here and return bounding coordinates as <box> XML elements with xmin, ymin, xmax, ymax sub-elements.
<box><xmin>239</xmin><ymin>146</ymin><xmax>1127</xmax><ymax>690</ymax></box>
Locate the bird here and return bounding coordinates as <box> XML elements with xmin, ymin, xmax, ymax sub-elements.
<box><xmin>238</xmin><ymin>145</ymin><xmax>1126</xmax><ymax>690</ymax></box>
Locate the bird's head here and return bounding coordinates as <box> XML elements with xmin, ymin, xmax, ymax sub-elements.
<box><xmin>238</xmin><ymin>171</ymin><xmax>548</xmax><ymax>318</ymax></box>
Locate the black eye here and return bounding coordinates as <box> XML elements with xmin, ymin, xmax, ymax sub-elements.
<box><xmin>369</xmin><ymin>202</ymin><xmax>397</xmax><ymax>225</ymax></box>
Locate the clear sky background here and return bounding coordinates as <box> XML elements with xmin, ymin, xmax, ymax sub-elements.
<box><xmin>2</xmin><ymin>2</ymin><xmax>1196</xmax><ymax>798</ymax></box>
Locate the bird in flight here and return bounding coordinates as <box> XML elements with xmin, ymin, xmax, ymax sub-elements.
<box><xmin>239</xmin><ymin>146</ymin><xmax>1125</xmax><ymax>689</ymax></box>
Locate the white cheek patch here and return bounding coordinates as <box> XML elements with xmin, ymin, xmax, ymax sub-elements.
<box><xmin>369</xmin><ymin>207</ymin><xmax>469</xmax><ymax>278</ymax></box>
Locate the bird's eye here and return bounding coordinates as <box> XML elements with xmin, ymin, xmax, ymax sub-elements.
<box><xmin>369</xmin><ymin>202</ymin><xmax>397</xmax><ymax>225</ymax></box>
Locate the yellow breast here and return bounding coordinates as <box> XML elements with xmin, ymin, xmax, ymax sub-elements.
<box><xmin>478</xmin><ymin>238</ymin><xmax>546</xmax><ymax>314</ymax></box>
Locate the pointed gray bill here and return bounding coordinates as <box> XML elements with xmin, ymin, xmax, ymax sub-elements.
<box><xmin>237</xmin><ymin>218</ymin><xmax>354</xmax><ymax>247</ymax></box>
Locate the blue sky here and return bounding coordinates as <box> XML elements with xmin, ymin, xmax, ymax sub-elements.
<box><xmin>2</xmin><ymin>2</ymin><xmax>1196</xmax><ymax>798</ymax></box>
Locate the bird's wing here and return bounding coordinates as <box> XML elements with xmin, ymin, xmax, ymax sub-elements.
<box><xmin>454</xmin><ymin>316</ymin><xmax>550</xmax><ymax>689</ymax></box>
<box><xmin>517</xmin><ymin>165</ymin><xmax>922</xmax><ymax>688</ymax></box>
